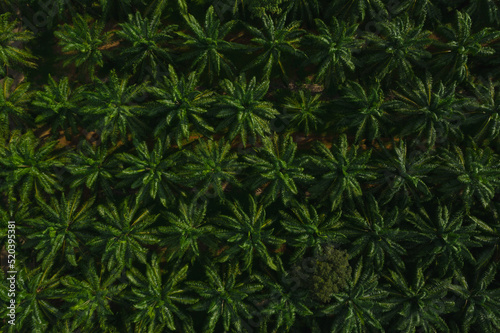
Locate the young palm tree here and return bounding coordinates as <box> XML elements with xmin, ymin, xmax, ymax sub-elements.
<box><xmin>215</xmin><ymin>195</ymin><xmax>285</xmax><ymax>272</ymax></box>
<box><xmin>0</xmin><ymin>200</ymin><xmax>30</xmax><ymax>252</ymax></box>
<box><xmin>279</xmin><ymin>202</ymin><xmax>343</xmax><ymax>262</ymax></box>
<box><xmin>388</xmin><ymin>72</ymin><xmax>467</xmax><ymax>148</ymax></box>
<box><xmin>431</xmin><ymin>11</ymin><xmax>500</xmax><ymax>83</ymax></box>
<box><xmin>187</xmin><ymin>263</ymin><xmax>263</xmax><ymax>333</ymax></box>
<box><xmin>324</xmin><ymin>0</ymin><xmax>387</xmax><ymax>22</ymax></box>
<box><xmin>253</xmin><ymin>272</ymin><xmax>313</xmax><ymax>332</ymax></box>
<box><xmin>333</xmin><ymin>80</ymin><xmax>392</xmax><ymax>142</ymax></box>
<box><xmin>125</xmin><ymin>253</ymin><xmax>197</xmax><ymax>332</ymax></box>
<box><xmin>305</xmin><ymin>17</ymin><xmax>362</xmax><ymax>89</ymax></box>
<box><xmin>215</xmin><ymin>74</ymin><xmax>279</xmax><ymax>146</ymax></box>
<box><xmin>116</xmin><ymin>12</ymin><xmax>177</xmax><ymax>81</ymax></box>
<box><xmin>361</xmin><ymin>14</ymin><xmax>432</xmax><ymax>81</ymax></box>
<box><xmin>321</xmin><ymin>261</ymin><xmax>388</xmax><ymax>332</ymax></box>
<box><xmin>448</xmin><ymin>264</ymin><xmax>500</xmax><ymax>332</ymax></box>
<box><xmin>0</xmin><ymin>130</ymin><xmax>65</xmax><ymax>204</ymax></box>
<box><xmin>158</xmin><ymin>199</ymin><xmax>219</xmax><ymax>263</ymax></box>
<box><xmin>282</xmin><ymin>90</ymin><xmax>324</xmax><ymax>135</ymax></box>
<box><xmin>0</xmin><ymin>12</ymin><xmax>37</xmax><ymax>76</ymax></box>
<box><xmin>87</xmin><ymin>198</ymin><xmax>160</xmax><ymax>272</ymax></box>
<box><xmin>65</xmin><ymin>140</ymin><xmax>120</xmax><ymax>200</ymax></box>
<box><xmin>80</xmin><ymin>70</ymin><xmax>148</xmax><ymax>144</ymax></box>
<box><xmin>24</xmin><ymin>190</ymin><xmax>95</xmax><ymax>270</ymax></box>
<box><xmin>177</xmin><ymin>6</ymin><xmax>241</xmax><ymax>83</ymax></box>
<box><xmin>32</xmin><ymin>75</ymin><xmax>85</xmax><ymax>140</ymax></box>
<box><xmin>0</xmin><ymin>265</ymin><xmax>64</xmax><ymax>333</ymax></box>
<box><xmin>54</xmin><ymin>14</ymin><xmax>113</xmax><ymax>80</ymax></box>
<box><xmin>286</xmin><ymin>0</ymin><xmax>319</xmax><ymax>25</ymax></box>
<box><xmin>148</xmin><ymin>65</ymin><xmax>215</xmax><ymax>147</ymax></box>
<box><xmin>340</xmin><ymin>195</ymin><xmax>409</xmax><ymax>271</ymax></box>
<box><xmin>392</xmin><ymin>0</ymin><xmax>443</xmax><ymax>25</ymax></box>
<box><xmin>373</xmin><ymin>139</ymin><xmax>437</xmax><ymax>205</ymax></box>
<box><xmin>436</xmin><ymin>144</ymin><xmax>500</xmax><ymax>211</ymax></box>
<box><xmin>116</xmin><ymin>139</ymin><xmax>182</xmax><ymax>207</ymax></box>
<box><xmin>407</xmin><ymin>204</ymin><xmax>480</xmax><ymax>278</ymax></box>
<box><xmin>243</xmin><ymin>10</ymin><xmax>306</xmax><ymax>80</ymax></box>
<box><xmin>60</xmin><ymin>259</ymin><xmax>127</xmax><ymax>332</ymax></box>
<box><xmin>243</xmin><ymin>134</ymin><xmax>313</xmax><ymax>206</ymax></box>
<box><xmin>382</xmin><ymin>265</ymin><xmax>455</xmax><ymax>332</ymax></box>
<box><xmin>0</xmin><ymin>76</ymin><xmax>32</xmax><ymax>140</ymax></box>
<box><xmin>466</xmin><ymin>77</ymin><xmax>500</xmax><ymax>143</ymax></box>
<box><xmin>466</xmin><ymin>0</ymin><xmax>500</xmax><ymax>28</ymax></box>
<box><xmin>180</xmin><ymin>138</ymin><xmax>243</xmax><ymax>200</ymax></box>
<box><xmin>306</xmin><ymin>134</ymin><xmax>376</xmax><ymax>210</ymax></box>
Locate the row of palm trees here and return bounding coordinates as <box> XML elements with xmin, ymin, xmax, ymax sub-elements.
<box><xmin>4</xmin><ymin>0</ymin><xmax>500</xmax><ymax>28</ymax></box>
<box><xmin>2</xmin><ymin>66</ymin><xmax>500</xmax><ymax>148</ymax></box>
<box><xmin>46</xmin><ymin>9</ymin><xmax>500</xmax><ymax>85</ymax></box>
<box><xmin>2</xmin><ymin>5</ymin><xmax>500</xmax><ymax>86</ymax></box>
<box><xmin>2</xmin><ymin>131</ymin><xmax>500</xmax><ymax>212</ymax></box>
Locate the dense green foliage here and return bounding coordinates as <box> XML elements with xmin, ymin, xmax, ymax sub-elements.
<box><xmin>1</xmin><ymin>0</ymin><xmax>500</xmax><ymax>332</ymax></box>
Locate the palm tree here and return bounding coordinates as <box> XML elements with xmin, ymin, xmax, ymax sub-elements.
<box><xmin>361</xmin><ymin>14</ymin><xmax>432</xmax><ymax>81</ymax></box>
<box><xmin>324</xmin><ymin>0</ymin><xmax>387</xmax><ymax>22</ymax></box>
<box><xmin>157</xmin><ymin>199</ymin><xmax>219</xmax><ymax>263</ymax></box>
<box><xmin>282</xmin><ymin>90</ymin><xmax>324</xmax><ymax>135</ymax></box>
<box><xmin>60</xmin><ymin>259</ymin><xmax>127</xmax><ymax>332</ymax></box>
<box><xmin>54</xmin><ymin>14</ymin><xmax>113</xmax><ymax>80</ymax></box>
<box><xmin>116</xmin><ymin>11</ymin><xmax>177</xmax><ymax>81</ymax></box>
<box><xmin>32</xmin><ymin>75</ymin><xmax>85</xmax><ymax>140</ymax></box>
<box><xmin>243</xmin><ymin>10</ymin><xmax>306</xmax><ymax>80</ymax></box>
<box><xmin>436</xmin><ymin>144</ymin><xmax>500</xmax><ymax>211</ymax></box>
<box><xmin>116</xmin><ymin>139</ymin><xmax>182</xmax><ymax>207</ymax></box>
<box><xmin>187</xmin><ymin>262</ymin><xmax>264</xmax><ymax>333</ymax></box>
<box><xmin>177</xmin><ymin>6</ymin><xmax>241</xmax><ymax>83</ymax></box>
<box><xmin>305</xmin><ymin>17</ymin><xmax>362</xmax><ymax>89</ymax></box>
<box><xmin>243</xmin><ymin>134</ymin><xmax>313</xmax><ymax>206</ymax></box>
<box><xmin>215</xmin><ymin>195</ymin><xmax>285</xmax><ymax>272</ymax></box>
<box><xmin>215</xmin><ymin>74</ymin><xmax>279</xmax><ymax>146</ymax></box>
<box><xmin>0</xmin><ymin>130</ymin><xmax>65</xmax><ymax>204</ymax></box>
<box><xmin>372</xmin><ymin>139</ymin><xmax>436</xmax><ymax>205</ymax></box>
<box><xmin>340</xmin><ymin>195</ymin><xmax>409</xmax><ymax>271</ymax></box>
<box><xmin>148</xmin><ymin>65</ymin><xmax>215</xmax><ymax>147</ymax></box>
<box><xmin>306</xmin><ymin>134</ymin><xmax>376</xmax><ymax>210</ymax></box>
<box><xmin>466</xmin><ymin>76</ymin><xmax>500</xmax><ymax>143</ymax></box>
<box><xmin>321</xmin><ymin>261</ymin><xmax>388</xmax><ymax>332</ymax></box>
<box><xmin>253</xmin><ymin>272</ymin><xmax>313</xmax><ymax>332</ymax></box>
<box><xmin>65</xmin><ymin>140</ymin><xmax>120</xmax><ymax>200</ymax></box>
<box><xmin>24</xmin><ymin>190</ymin><xmax>95</xmax><ymax>270</ymax></box>
<box><xmin>466</xmin><ymin>0</ymin><xmax>500</xmax><ymax>28</ymax></box>
<box><xmin>388</xmin><ymin>72</ymin><xmax>467</xmax><ymax>148</ymax></box>
<box><xmin>0</xmin><ymin>76</ymin><xmax>32</xmax><ymax>140</ymax></box>
<box><xmin>448</xmin><ymin>264</ymin><xmax>500</xmax><ymax>332</ymax></box>
<box><xmin>125</xmin><ymin>253</ymin><xmax>197</xmax><ymax>332</ymax></box>
<box><xmin>431</xmin><ymin>11</ymin><xmax>500</xmax><ymax>83</ymax></box>
<box><xmin>407</xmin><ymin>204</ymin><xmax>480</xmax><ymax>278</ymax></box>
<box><xmin>80</xmin><ymin>70</ymin><xmax>148</xmax><ymax>144</ymax></box>
<box><xmin>392</xmin><ymin>0</ymin><xmax>443</xmax><ymax>25</ymax></box>
<box><xmin>96</xmin><ymin>0</ymin><xmax>137</xmax><ymax>21</ymax></box>
<box><xmin>0</xmin><ymin>12</ymin><xmax>37</xmax><ymax>76</ymax></box>
<box><xmin>180</xmin><ymin>138</ymin><xmax>243</xmax><ymax>200</ymax></box>
<box><xmin>0</xmin><ymin>265</ymin><xmax>64</xmax><ymax>333</ymax></box>
<box><xmin>279</xmin><ymin>202</ymin><xmax>344</xmax><ymax>262</ymax></box>
<box><xmin>333</xmin><ymin>80</ymin><xmax>392</xmax><ymax>142</ymax></box>
<box><xmin>0</xmin><ymin>200</ymin><xmax>30</xmax><ymax>251</ymax></box>
<box><xmin>286</xmin><ymin>0</ymin><xmax>319</xmax><ymax>25</ymax></box>
<box><xmin>381</xmin><ymin>265</ymin><xmax>455</xmax><ymax>332</ymax></box>
<box><xmin>87</xmin><ymin>198</ymin><xmax>160</xmax><ymax>272</ymax></box>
